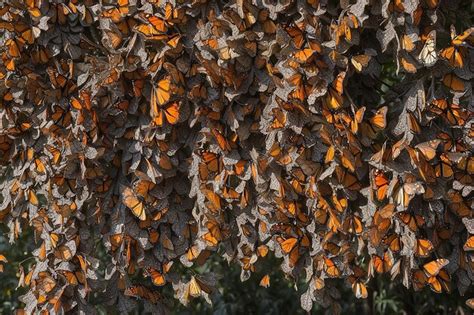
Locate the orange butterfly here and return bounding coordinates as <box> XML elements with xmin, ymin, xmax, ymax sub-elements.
<box><xmin>348</xmin><ymin>266</ymin><xmax>368</xmax><ymax>299</ymax></box>
<box><xmin>150</xmin><ymin>80</ymin><xmax>179</xmax><ymax>126</ymax></box>
<box><xmin>198</xmin><ymin>150</ymin><xmax>222</xmax><ymax>181</ymax></box>
<box><xmin>335</xmin><ymin>165</ymin><xmax>362</xmax><ymax>191</ymax></box>
<box><xmin>342</xmin><ymin>215</ymin><xmax>363</xmax><ymax>234</ymax></box>
<box><xmin>415</xmin><ymin>239</ymin><xmax>433</xmax><ymax>258</ymax></box>
<box><xmin>372</xmin><ymin>169</ymin><xmax>390</xmax><ymax>201</ymax></box>
<box><xmin>277</xmin><ymin>234</ymin><xmax>310</xmax><ymax>267</ymax></box>
<box><xmin>440</xmin><ymin>26</ymin><xmax>473</xmax><ymax>68</ymax></box>
<box><xmin>418</xmin><ymin>30</ymin><xmax>437</xmax><ymax>66</ymax></box>
<box><xmin>122</xmin><ymin>186</ymin><xmax>145</xmax><ymax>221</ymax></box>
<box><xmin>323</xmin><ymin>257</ymin><xmax>341</xmax><ymax>278</ymax></box>
<box><xmin>360</xmin><ymin>106</ymin><xmax>388</xmax><ymax>139</ymax></box>
<box><xmin>101</xmin><ymin>0</ymin><xmax>129</xmax><ymax>23</ymax></box>
<box><xmin>124</xmin><ymin>285</ymin><xmax>162</xmax><ymax>304</ymax></box>
<box><xmin>427</xmin><ymin>269</ymin><xmax>451</xmax><ymax>293</ymax></box>
<box><xmin>268</xmin><ymin>107</ymin><xmax>287</xmax><ymax>130</ymax></box>
<box><xmin>211</xmin><ymin>128</ymin><xmax>231</xmax><ymax>152</ymax></box>
<box><xmin>134</xmin><ymin>14</ymin><xmax>169</xmax><ymax>41</ymax></box>
<box><xmin>442</xmin><ymin>74</ymin><xmax>465</xmax><ymax>92</ymax></box>
<box><xmin>260</xmin><ymin>274</ymin><xmax>270</xmax><ymax>288</ymax></box>
<box><xmin>396</xmin><ymin>211</ymin><xmax>425</xmax><ymax>232</ymax></box>
<box><xmin>434</xmin><ymin>153</ymin><xmax>454</xmax><ymax>178</ymax></box>
<box><xmin>351</xmin><ymin>55</ymin><xmax>371</xmax><ymax>73</ymax></box>
<box><xmin>202</xmin><ymin>217</ymin><xmax>229</xmax><ymax>246</ymax></box>
<box><xmin>429</xmin><ymin>99</ymin><xmax>468</xmax><ymax>126</ymax></box>
<box><xmin>384</xmin><ymin>233</ymin><xmax>402</xmax><ymax>252</ymax></box>
<box><xmin>146</xmin><ymin>267</ymin><xmax>166</xmax><ymax>286</ymax></box>
<box><xmin>325</xmin><ymin>72</ymin><xmax>345</xmax><ymax>110</ymax></box>
<box><xmin>370</xmin><ymin>252</ymin><xmax>393</xmax><ymax>275</ymax></box>
<box><xmin>369</xmin><ymin>204</ymin><xmax>394</xmax><ymax>246</ymax></box>
<box><xmin>333</xmin><ymin>14</ymin><xmax>359</xmax><ymax>45</ymax></box>
<box><xmin>284</xmin><ymin>22</ymin><xmax>306</xmax><ymax>49</ymax></box>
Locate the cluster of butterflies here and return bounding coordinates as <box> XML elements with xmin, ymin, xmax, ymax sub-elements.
<box><xmin>0</xmin><ymin>0</ymin><xmax>472</xmax><ymax>313</ymax></box>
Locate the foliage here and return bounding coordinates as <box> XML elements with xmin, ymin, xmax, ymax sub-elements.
<box><xmin>0</xmin><ymin>0</ymin><xmax>473</xmax><ymax>314</ymax></box>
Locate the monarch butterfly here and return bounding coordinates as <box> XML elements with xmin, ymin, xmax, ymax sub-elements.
<box><xmin>182</xmin><ymin>275</ymin><xmax>199</xmax><ymax>297</ymax></box>
<box><xmin>211</xmin><ymin>128</ymin><xmax>231</xmax><ymax>152</ymax></box>
<box><xmin>277</xmin><ymin>90</ymin><xmax>308</xmax><ymax>115</ymax></box>
<box><xmin>415</xmin><ymin>239</ymin><xmax>434</xmax><ymax>257</ymax></box>
<box><xmin>425</xmin><ymin>0</ymin><xmax>440</xmax><ymax>9</ymax></box>
<box><xmin>284</xmin><ymin>22</ymin><xmax>305</xmax><ymax>49</ymax></box>
<box><xmin>124</xmin><ymin>285</ymin><xmax>162</xmax><ymax>304</ymax></box>
<box><xmin>401</xmin><ymin>34</ymin><xmax>416</xmax><ymax>52</ymax></box>
<box><xmin>325</xmin><ymin>72</ymin><xmax>345</xmax><ymax>110</ymax></box>
<box><xmin>133</xmin><ymin>175</ymin><xmax>155</xmax><ymax>198</ymax></box>
<box><xmin>384</xmin><ymin>233</ymin><xmax>402</xmax><ymax>252</ymax></box>
<box><xmin>370</xmin><ymin>106</ymin><xmax>388</xmax><ymax>129</ymax></box>
<box><xmin>400</xmin><ymin>55</ymin><xmax>417</xmax><ymax>73</ymax></box>
<box><xmin>268</xmin><ymin>108</ymin><xmax>287</xmax><ymax>130</ymax></box>
<box><xmin>423</xmin><ymin>259</ymin><xmax>449</xmax><ymax>277</ymax></box>
<box><xmin>370</xmin><ymin>252</ymin><xmax>393</xmax><ymax>275</ymax></box>
<box><xmin>369</xmin><ymin>204</ymin><xmax>394</xmax><ymax>246</ymax></box>
<box><xmin>349</xmin><ymin>266</ymin><xmax>368</xmax><ymax>299</ymax></box>
<box><xmin>185</xmin><ymin>276</ymin><xmax>212</xmax><ymax>300</ymax></box>
<box><xmin>440</xmin><ymin>26</ymin><xmax>473</xmax><ymax>68</ymax></box>
<box><xmin>447</xmin><ymin>190</ymin><xmax>471</xmax><ymax>217</ymax></box>
<box><xmin>442</xmin><ymin>74</ymin><xmax>465</xmax><ymax>92</ymax></box>
<box><xmin>202</xmin><ymin>187</ymin><xmax>221</xmax><ymax>213</ymax></box>
<box><xmin>324</xmin><ymin>257</ymin><xmax>341</xmax><ymax>277</ymax></box>
<box><xmin>405</xmin><ymin>146</ymin><xmax>436</xmax><ymax>184</ymax></box>
<box><xmin>427</xmin><ymin>269</ymin><xmax>451</xmax><ymax>293</ymax></box>
<box><xmin>360</xmin><ymin>106</ymin><xmax>388</xmax><ymax>139</ymax></box>
<box><xmin>434</xmin><ymin>153</ymin><xmax>454</xmax><ymax>178</ymax></box>
<box><xmin>26</xmin><ymin>0</ymin><xmax>42</xmax><ymax>15</ymax></box>
<box><xmin>351</xmin><ymin>54</ymin><xmax>371</xmax><ymax>73</ymax></box>
<box><xmin>222</xmin><ymin>182</ymin><xmax>240</xmax><ymax>201</ymax></box>
<box><xmin>13</xmin><ymin>22</ymin><xmax>36</xmax><ymax>46</ymax></box>
<box><xmin>104</xmin><ymin>30</ymin><xmax>123</xmax><ymax>49</ymax></box>
<box><xmin>415</xmin><ymin>139</ymin><xmax>441</xmax><ymax>161</ymax></box>
<box><xmin>134</xmin><ymin>17</ymin><xmax>169</xmax><ymax>41</ymax></box>
<box><xmin>101</xmin><ymin>0</ymin><xmax>129</xmax><ymax>23</ymax></box>
<box><xmin>333</xmin><ymin>14</ymin><xmax>359</xmax><ymax>45</ymax></box>
<box><xmin>396</xmin><ymin>211</ymin><xmax>425</xmax><ymax>232</ymax></box>
<box><xmin>466</xmin><ymin>298</ymin><xmax>474</xmax><ymax>310</ymax></box>
<box><xmin>388</xmin><ymin>0</ymin><xmax>405</xmax><ymax>13</ymax></box>
<box><xmin>58</xmin><ymin>270</ymin><xmax>78</xmax><ymax>285</ymax></box>
<box><xmin>257</xmin><ymin>244</ymin><xmax>269</xmax><ymax>257</ymax></box>
<box><xmin>146</xmin><ymin>268</ymin><xmax>166</xmax><ymax>286</ymax></box>
<box><xmin>429</xmin><ymin>99</ymin><xmax>468</xmax><ymax>126</ymax></box>
<box><xmin>34</xmin><ymin>158</ymin><xmax>46</xmax><ymax>174</ymax></box>
<box><xmin>28</xmin><ymin>190</ymin><xmax>39</xmax><ymax>206</ymax></box>
<box><xmin>277</xmin><ymin>234</ymin><xmax>310</xmax><ymax>266</ymax></box>
<box><xmin>122</xmin><ymin>186</ymin><xmax>145</xmax><ymax>221</ymax></box>
<box><xmin>198</xmin><ymin>150</ymin><xmax>222</xmax><ymax>181</ymax></box>
<box><xmin>186</xmin><ymin>245</ymin><xmax>201</xmax><ymax>262</ymax></box>
<box><xmin>372</xmin><ymin>169</ymin><xmax>390</xmax><ymax>201</ymax></box>
<box><xmin>202</xmin><ymin>217</ymin><xmax>229</xmax><ymax>246</ymax></box>
<box><xmin>412</xmin><ymin>269</ymin><xmax>428</xmax><ymax>291</ymax></box>
<box><xmin>46</xmin><ymin>67</ymin><xmax>67</xmax><ymax>89</ymax></box>
<box><xmin>5</xmin><ymin>39</ymin><xmax>21</xmax><ymax>58</ymax></box>
<box><xmin>150</xmin><ymin>95</ymin><xmax>180</xmax><ymax>127</ymax></box>
<box><xmin>138</xmin><ymin>13</ymin><xmax>167</xmax><ymax>32</ymax></box>
<box><xmin>335</xmin><ymin>166</ymin><xmax>362</xmax><ymax>191</ymax></box>
<box><xmin>349</xmin><ymin>106</ymin><xmax>366</xmax><ymax>134</ymax></box>
<box><xmin>342</xmin><ymin>215</ymin><xmax>363</xmax><ymax>234</ymax></box>
<box><xmin>338</xmin><ymin>148</ymin><xmax>356</xmax><ymax>172</ymax></box>
<box><xmin>418</xmin><ymin>30</ymin><xmax>437</xmax><ymax>66</ymax></box>
<box><xmin>286</xmin><ymin>74</ymin><xmax>306</xmax><ymax>102</ymax></box>
<box><xmin>260</xmin><ymin>274</ymin><xmax>270</xmax><ymax>288</ymax></box>
<box><xmin>279</xmin><ymin>237</ymin><xmax>298</xmax><ymax>254</ymax></box>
